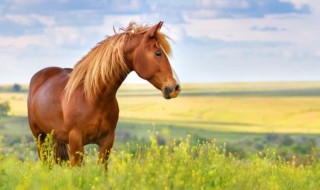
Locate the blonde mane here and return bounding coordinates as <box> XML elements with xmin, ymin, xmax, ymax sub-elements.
<box><xmin>64</xmin><ymin>21</ymin><xmax>172</xmax><ymax>102</ymax></box>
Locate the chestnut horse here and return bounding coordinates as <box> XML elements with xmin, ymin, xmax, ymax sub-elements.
<box><xmin>27</xmin><ymin>21</ymin><xmax>181</xmax><ymax>168</ymax></box>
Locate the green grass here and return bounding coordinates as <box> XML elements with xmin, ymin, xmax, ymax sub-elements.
<box><xmin>1</xmin><ymin>135</ymin><xmax>320</xmax><ymax>190</ymax></box>
<box><xmin>1</xmin><ymin>82</ymin><xmax>320</xmax><ymax>189</ymax></box>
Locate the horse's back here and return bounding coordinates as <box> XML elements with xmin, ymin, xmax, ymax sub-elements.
<box><xmin>29</xmin><ymin>67</ymin><xmax>71</xmax><ymax>95</ymax></box>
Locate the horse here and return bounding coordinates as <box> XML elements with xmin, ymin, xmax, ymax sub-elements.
<box><xmin>27</xmin><ymin>21</ymin><xmax>181</xmax><ymax>169</ymax></box>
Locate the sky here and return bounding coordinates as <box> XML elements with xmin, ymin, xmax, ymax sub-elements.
<box><xmin>0</xmin><ymin>0</ymin><xmax>320</xmax><ymax>84</ymax></box>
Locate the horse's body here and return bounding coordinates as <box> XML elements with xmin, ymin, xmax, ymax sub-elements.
<box><xmin>27</xmin><ymin>21</ymin><xmax>181</xmax><ymax>168</ymax></box>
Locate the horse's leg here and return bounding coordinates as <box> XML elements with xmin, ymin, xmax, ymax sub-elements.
<box><xmin>98</xmin><ymin>131</ymin><xmax>115</xmax><ymax>170</ymax></box>
<box><xmin>68</xmin><ymin>130</ymin><xmax>84</xmax><ymax>166</ymax></box>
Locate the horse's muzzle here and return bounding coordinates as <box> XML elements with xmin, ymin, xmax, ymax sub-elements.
<box><xmin>163</xmin><ymin>84</ymin><xmax>181</xmax><ymax>99</ymax></box>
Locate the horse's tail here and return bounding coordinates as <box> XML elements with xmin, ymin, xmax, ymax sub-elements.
<box><xmin>55</xmin><ymin>141</ymin><xmax>69</xmax><ymax>163</ymax></box>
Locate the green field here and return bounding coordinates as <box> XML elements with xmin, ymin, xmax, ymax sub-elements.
<box><xmin>2</xmin><ymin>135</ymin><xmax>320</xmax><ymax>189</ymax></box>
<box><xmin>1</xmin><ymin>82</ymin><xmax>320</xmax><ymax>189</ymax></box>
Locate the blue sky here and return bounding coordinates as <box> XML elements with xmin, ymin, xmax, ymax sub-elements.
<box><xmin>0</xmin><ymin>0</ymin><xmax>320</xmax><ymax>84</ymax></box>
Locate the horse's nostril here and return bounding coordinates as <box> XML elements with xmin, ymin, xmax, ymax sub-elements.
<box><xmin>175</xmin><ymin>84</ymin><xmax>180</xmax><ymax>91</ymax></box>
<box><xmin>164</xmin><ymin>86</ymin><xmax>171</xmax><ymax>98</ymax></box>
<box><xmin>165</xmin><ymin>86</ymin><xmax>170</xmax><ymax>93</ymax></box>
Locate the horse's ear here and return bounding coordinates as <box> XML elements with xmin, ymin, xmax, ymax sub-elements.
<box><xmin>147</xmin><ymin>21</ymin><xmax>164</xmax><ymax>38</ymax></box>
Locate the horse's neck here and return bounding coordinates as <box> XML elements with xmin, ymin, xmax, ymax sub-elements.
<box><xmin>98</xmin><ymin>35</ymin><xmax>138</xmax><ymax>102</ymax></box>
<box><xmin>99</xmin><ymin>69</ymin><xmax>132</xmax><ymax>103</ymax></box>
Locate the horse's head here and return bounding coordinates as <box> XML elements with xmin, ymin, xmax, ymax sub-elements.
<box><xmin>126</xmin><ymin>21</ymin><xmax>181</xmax><ymax>99</ymax></box>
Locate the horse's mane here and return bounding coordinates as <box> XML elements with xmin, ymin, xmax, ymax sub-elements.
<box><xmin>64</xmin><ymin>21</ymin><xmax>172</xmax><ymax>102</ymax></box>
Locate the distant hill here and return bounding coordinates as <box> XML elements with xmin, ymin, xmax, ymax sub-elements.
<box><xmin>1</xmin><ymin>81</ymin><xmax>320</xmax><ymax>96</ymax></box>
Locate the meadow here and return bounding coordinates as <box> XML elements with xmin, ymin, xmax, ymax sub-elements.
<box><xmin>1</xmin><ymin>82</ymin><xmax>320</xmax><ymax>189</ymax></box>
<box><xmin>2</xmin><ymin>135</ymin><xmax>320</xmax><ymax>189</ymax></box>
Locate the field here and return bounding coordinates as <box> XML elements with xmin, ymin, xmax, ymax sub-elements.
<box><xmin>1</xmin><ymin>82</ymin><xmax>320</xmax><ymax>189</ymax></box>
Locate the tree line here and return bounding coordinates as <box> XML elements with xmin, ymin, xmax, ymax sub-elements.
<box><xmin>0</xmin><ymin>83</ymin><xmax>25</xmax><ymax>92</ymax></box>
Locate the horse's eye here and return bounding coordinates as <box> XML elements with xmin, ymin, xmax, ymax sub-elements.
<box><xmin>155</xmin><ymin>51</ymin><xmax>161</xmax><ymax>57</ymax></box>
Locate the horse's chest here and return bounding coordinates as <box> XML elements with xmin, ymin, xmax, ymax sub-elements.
<box><xmin>83</xmin><ymin>115</ymin><xmax>117</xmax><ymax>144</ymax></box>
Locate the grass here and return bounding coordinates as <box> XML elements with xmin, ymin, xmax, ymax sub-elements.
<box><xmin>1</xmin><ymin>82</ymin><xmax>320</xmax><ymax>189</ymax></box>
<box><xmin>1</xmin><ymin>135</ymin><xmax>320</xmax><ymax>190</ymax></box>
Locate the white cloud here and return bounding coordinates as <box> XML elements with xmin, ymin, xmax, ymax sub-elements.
<box><xmin>184</xmin><ymin>13</ymin><xmax>320</xmax><ymax>47</ymax></box>
<box><xmin>1</xmin><ymin>0</ymin><xmax>320</xmax><ymax>84</ymax></box>
<box><xmin>0</xmin><ymin>30</ymin><xmax>75</xmax><ymax>51</ymax></box>
<box><xmin>31</xmin><ymin>14</ymin><xmax>55</xmax><ymax>27</ymax></box>
<box><xmin>10</xmin><ymin>0</ymin><xmax>42</xmax><ymax>5</ymax></box>
<box><xmin>162</xmin><ymin>24</ymin><xmax>186</xmax><ymax>42</ymax></box>
<box><xmin>2</xmin><ymin>13</ymin><xmax>55</xmax><ymax>27</ymax></box>
<box><xmin>0</xmin><ymin>35</ymin><xmax>46</xmax><ymax>49</ymax></box>
<box><xmin>43</xmin><ymin>27</ymin><xmax>82</xmax><ymax>46</ymax></box>
<box><xmin>180</xmin><ymin>5</ymin><xmax>320</xmax><ymax>67</ymax></box>
<box><xmin>5</xmin><ymin>15</ymin><xmax>33</xmax><ymax>25</ymax></box>
<box><xmin>280</xmin><ymin>0</ymin><xmax>313</xmax><ymax>9</ymax></box>
<box><xmin>188</xmin><ymin>10</ymin><xmax>220</xmax><ymax>19</ymax></box>
<box><xmin>197</xmin><ymin>0</ymin><xmax>249</xmax><ymax>9</ymax></box>
<box><xmin>111</xmin><ymin>0</ymin><xmax>144</xmax><ymax>11</ymax></box>
<box><xmin>101</xmin><ymin>15</ymin><xmax>142</xmax><ymax>34</ymax></box>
